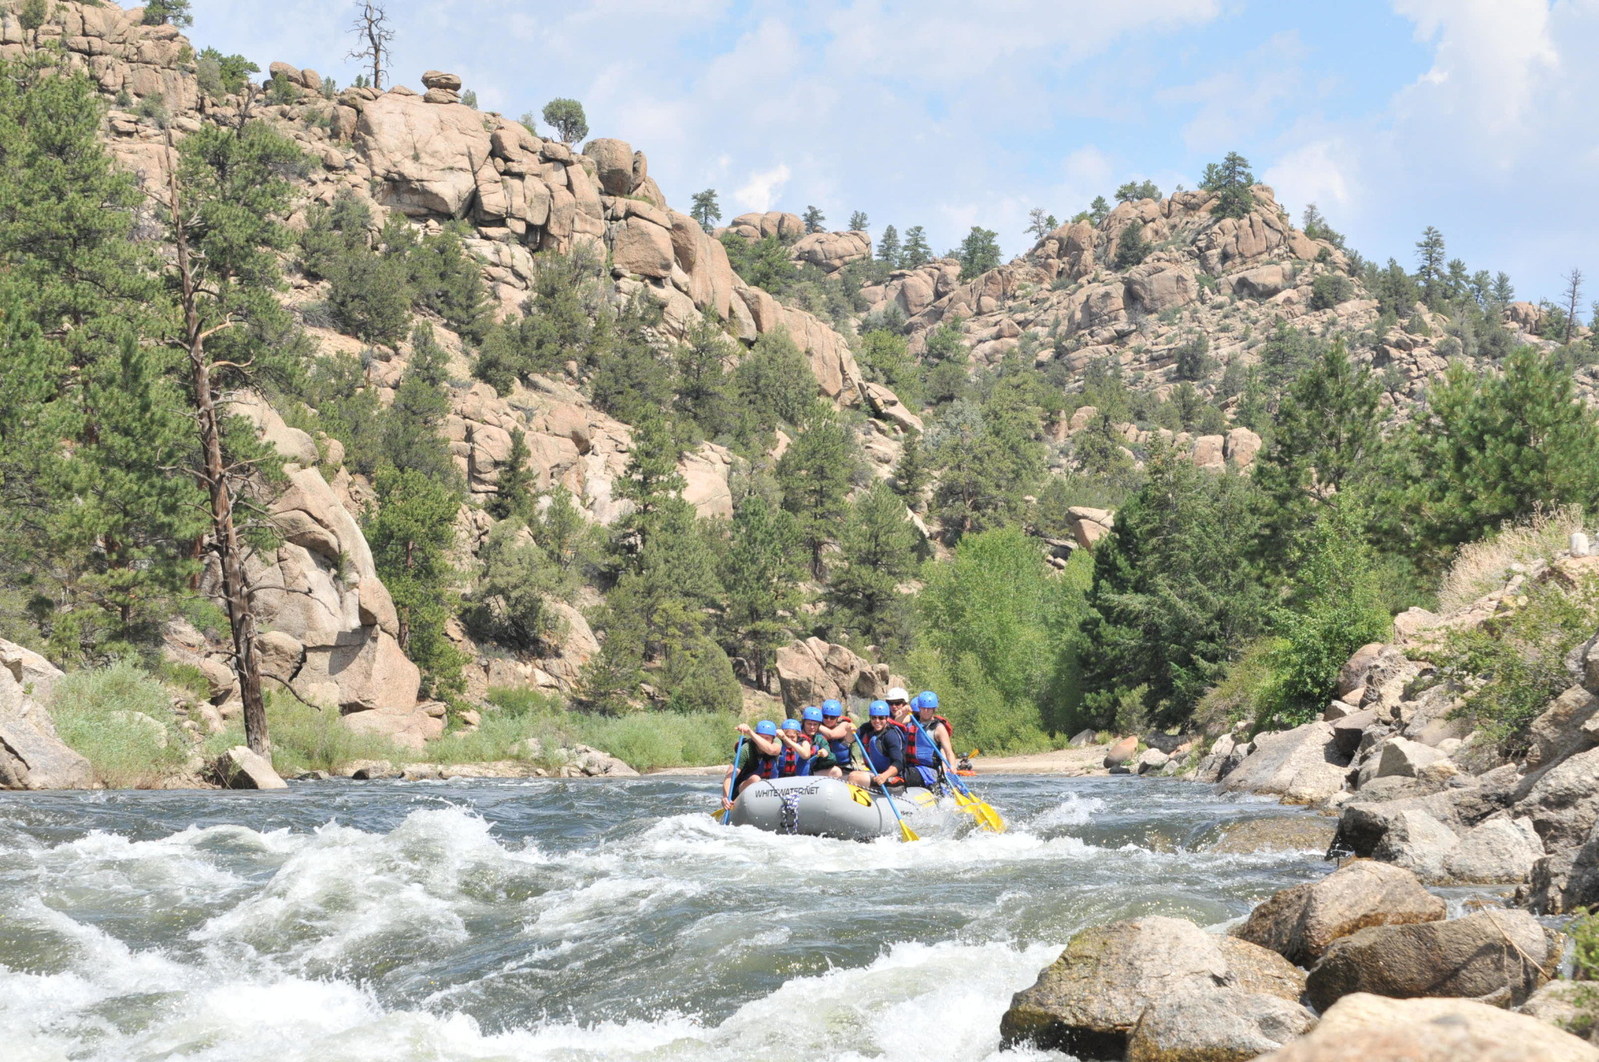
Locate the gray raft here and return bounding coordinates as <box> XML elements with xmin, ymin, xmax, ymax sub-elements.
<box><xmin>728</xmin><ymin>775</ymin><xmax>939</xmax><ymax>841</ymax></box>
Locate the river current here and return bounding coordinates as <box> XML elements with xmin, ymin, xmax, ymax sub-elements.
<box><xmin>1</xmin><ymin>774</ymin><xmax>1334</xmax><ymax>1061</ymax></box>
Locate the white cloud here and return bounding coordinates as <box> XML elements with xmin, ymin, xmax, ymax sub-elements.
<box><xmin>734</xmin><ymin>164</ymin><xmax>793</xmax><ymax>213</ymax></box>
<box><xmin>1392</xmin><ymin>0</ymin><xmax>1558</xmax><ymax>136</ymax></box>
<box><xmin>1262</xmin><ymin>139</ymin><xmax>1354</xmax><ymax>222</ymax></box>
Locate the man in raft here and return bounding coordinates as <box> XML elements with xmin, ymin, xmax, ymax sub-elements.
<box><xmin>723</xmin><ymin>719</ymin><xmax>782</xmax><ymax>807</ymax></box>
<box><xmin>812</xmin><ymin>699</ymin><xmax>855</xmax><ymax>779</ymax></box>
<box><xmin>856</xmin><ymin>699</ymin><xmax>912</xmax><ymax>791</ymax></box>
<box><xmin>881</xmin><ymin>687</ymin><xmax>940</xmax><ymax>790</ymax></box>
<box><xmin>910</xmin><ymin>691</ymin><xmax>957</xmax><ymax>775</ymax></box>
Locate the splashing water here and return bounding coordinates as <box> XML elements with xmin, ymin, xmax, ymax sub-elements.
<box><xmin>0</xmin><ymin>774</ymin><xmax>1330</xmax><ymax>1061</ymax></box>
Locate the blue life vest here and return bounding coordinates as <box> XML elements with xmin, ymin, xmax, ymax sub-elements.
<box><xmin>777</xmin><ymin>742</ymin><xmax>810</xmax><ymax>777</ymax></box>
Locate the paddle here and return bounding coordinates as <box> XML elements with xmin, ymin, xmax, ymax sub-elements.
<box><xmin>910</xmin><ymin>716</ymin><xmax>1006</xmax><ymax>833</ymax></box>
<box><xmin>855</xmin><ymin>733</ymin><xmax>919</xmax><ymax>843</ymax></box>
<box><xmin>717</xmin><ymin>736</ymin><xmax>744</xmax><ymax>824</ymax></box>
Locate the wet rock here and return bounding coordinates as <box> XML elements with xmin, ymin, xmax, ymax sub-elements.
<box><xmin>1203</xmin><ymin>815</ymin><xmax>1337</xmax><ymax>855</ymax></box>
<box><xmin>1305</xmin><ymin>910</ymin><xmax>1561</xmax><ymax>1011</ymax></box>
<box><xmin>1000</xmin><ymin>916</ymin><xmax>1303</xmax><ymax>1058</ymax></box>
<box><xmin>1127</xmin><ymin>988</ymin><xmax>1316</xmax><ymax>1062</ymax></box>
<box><xmin>1258</xmin><ymin>992</ymin><xmax>1599</xmax><ymax>1061</ymax></box>
<box><xmin>1233</xmin><ymin>860</ymin><xmax>1445</xmax><ymax>966</ymax></box>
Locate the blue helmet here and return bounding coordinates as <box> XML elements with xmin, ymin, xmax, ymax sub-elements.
<box><xmin>780</xmin><ymin>718</ymin><xmax>802</xmax><ymax>731</ymax></box>
<box><xmin>802</xmin><ymin>705</ymin><xmax>824</xmax><ymax>722</ymax></box>
<box><xmin>909</xmin><ymin>693</ymin><xmax>924</xmax><ymax>710</ymax></box>
<box><xmin>820</xmin><ymin>699</ymin><xmax>844</xmax><ymax>717</ymax></box>
<box><xmin>755</xmin><ymin>720</ymin><xmax>778</xmax><ymax>736</ymax></box>
<box><xmin>917</xmin><ymin>690</ymin><xmax>938</xmax><ymax>710</ymax></box>
<box><xmin>868</xmin><ymin>700</ymin><xmax>891</xmax><ymax>718</ymax></box>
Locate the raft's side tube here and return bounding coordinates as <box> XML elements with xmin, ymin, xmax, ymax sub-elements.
<box><xmin>729</xmin><ymin>776</ymin><xmax>935</xmax><ymax>840</ymax></box>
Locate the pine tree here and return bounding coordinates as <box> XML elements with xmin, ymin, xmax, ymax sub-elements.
<box><xmin>1415</xmin><ymin>226</ymin><xmax>1447</xmax><ymax>308</ymax></box>
<box><xmin>673</xmin><ymin>312</ymin><xmax>736</xmax><ymax>439</ymax></box>
<box><xmin>690</xmin><ymin>188</ymin><xmax>721</xmax><ymax>232</ymax></box>
<box><xmin>1253</xmin><ymin>340</ymin><xmax>1382</xmax><ymax>571</ymax></box>
<box><xmin>877</xmin><ymin>224</ymin><xmax>902</xmax><ymax>268</ymax></box>
<box><xmin>1204</xmin><ymin>152</ymin><xmax>1255</xmax><ymax>219</ymax></box>
<box><xmin>165</xmin><ymin>118</ymin><xmax>312</xmax><ymax>753</ymax></box>
<box><xmin>776</xmin><ymin>412</ymin><xmax>856</xmax><ymax>576</ymax></box>
<box><xmin>957</xmin><ymin>226</ymin><xmax>1001</xmax><ymax>279</ymax></box>
<box><xmin>719</xmin><ymin>494</ymin><xmax>804</xmax><ymax>689</ymax></box>
<box><xmin>802</xmin><ymin>205</ymin><xmax>826</xmax><ymax>233</ymax></box>
<box><xmin>901</xmin><ymin>226</ymin><xmax>932</xmax><ymax>268</ymax></box>
<box><xmin>488</xmin><ymin>430</ymin><xmax>535</xmax><ymax>521</ymax></box>
<box><xmin>826</xmin><ymin>481</ymin><xmax>920</xmax><ymax>652</ymax></box>
<box><xmin>384</xmin><ymin>324</ymin><xmax>457</xmax><ymax>484</ymax></box>
<box><xmin>366</xmin><ymin>466</ymin><xmax>466</xmax><ymax>694</ymax></box>
<box><xmin>848</xmin><ymin>210</ymin><xmax>868</xmax><ymax>231</ymax></box>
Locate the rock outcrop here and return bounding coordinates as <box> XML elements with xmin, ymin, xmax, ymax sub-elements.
<box><xmin>774</xmin><ymin>637</ymin><xmax>902</xmax><ymax>713</ymax></box>
<box><xmin>0</xmin><ymin>641</ymin><xmax>94</xmax><ymax>790</ymax></box>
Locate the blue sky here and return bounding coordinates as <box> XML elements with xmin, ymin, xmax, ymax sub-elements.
<box><xmin>189</xmin><ymin>0</ymin><xmax>1596</xmax><ymax>307</ymax></box>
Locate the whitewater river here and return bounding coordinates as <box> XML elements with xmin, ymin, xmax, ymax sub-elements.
<box><xmin>1</xmin><ymin>774</ymin><xmax>1336</xmax><ymax>1061</ymax></box>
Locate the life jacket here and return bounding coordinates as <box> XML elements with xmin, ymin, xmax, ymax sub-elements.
<box><xmin>898</xmin><ymin>719</ymin><xmax>936</xmax><ymax>769</ymax></box>
<box><xmin>776</xmin><ymin>741</ymin><xmax>810</xmax><ymax>777</ymax></box>
<box><xmin>862</xmin><ymin>728</ymin><xmax>894</xmax><ymax>773</ymax></box>
<box><xmin>824</xmin><ymin>726</ymin><xmax>854</xmax><ymax>766</ymax></box>
<box><xmin>933</xmin><ymin>714</ymin><xmax>954</xmax><ymax>747</ymax></box>
<box><xmin>755</xmin><ymin>749</ymin><xmax>782</xmax><ymax>779</ymax></box>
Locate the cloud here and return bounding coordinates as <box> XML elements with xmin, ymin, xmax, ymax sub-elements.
<box><xmin>734</xmin><ymin>164</ymin><xmax>793</xmax><ymax>213</ymax></box>
<box><xmin>1262</xmin><ymin>138</ymin><xmax>1354</xmax><ymax>222</ymax></box>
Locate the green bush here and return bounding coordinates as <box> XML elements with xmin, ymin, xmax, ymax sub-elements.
<box><xmin>204</xmin><ymin>693</ymin><xmax>409</xmax><ymax>777</ymax></box>
<box><xmin>1437</xmin><ymin>572</ymin><xmax>1599</xmax><ymax>754</ymax></box>
<box><xmin>1309</xmin><ymin>273</ymin><xmax>1355</xmax><ymax>311</ymax></box>
<box><xmin>480</xmin><ymin>687</ymin><xmax>735</xmax><ymax>769</ymax></box>
<box><xmin>51</xmin><ymin>661</ymin><xmax>190</xmax><ymax>787</ymax></box>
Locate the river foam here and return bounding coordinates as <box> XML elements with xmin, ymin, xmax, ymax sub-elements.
<box><xmin>0</xmin><ymin>775</ymin><xmax>1331</xmax><ymax>1061</ymax></box>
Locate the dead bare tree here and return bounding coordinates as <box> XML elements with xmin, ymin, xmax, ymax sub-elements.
<box><xmin>1562</xmin><ymin>267</ymin><xmax>1584</xmax><ymax>347</ymax></box>
<box><xmin>346</xmin><ymin>1</ymin><xmax>394</xmax><ymax>90</ymax></box>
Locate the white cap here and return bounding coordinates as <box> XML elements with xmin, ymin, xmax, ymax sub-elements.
<box><xmin>886</xmin><ymin>686</ymin><xmax>910</xmax><ymax>703</ymax></box>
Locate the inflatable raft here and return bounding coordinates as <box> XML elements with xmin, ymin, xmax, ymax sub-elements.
<box><xmin>728</xmin><ymin>776</ymin><xmax>939</xmax><ymax>841</ymax></box>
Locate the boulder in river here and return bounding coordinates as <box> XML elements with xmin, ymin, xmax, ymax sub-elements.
<box><xmin>1233</xmin><ymin>859</ymin><xmax>1445</xmax><ymax>966</ymax></box>
<box><xmin>1256</xmin><ymin>991</ymin><xmax>1599</xmax><ymax>1061</ymax></box>
<box><xmin>1305</xmin><ymin>909</ymin><xmax>1561</xmax><ymax>1011</ymax></box>
<box><xmin>1201</xmin><ymin>814</ymin><xmax>1337</xmax><ymax>855</ymax></box>
<box><xmin>212</xmin><ymin>746</ymin><xmax>287</xmax><ymax>790</ymax></box>
<box><xmin>1220</xmin><ymin>722</ymin><xmax>1350</xmax><ymax>804</ymax></box>
<box><xmin>999</xmin><ymin>915</ymin><xmax>1304</xmax><ymax>1058</ymax></box>
<box><xmin>1127</xmin><ymin>987</ymin><xmax>1316</xmax><ymax>1062</ymax></box>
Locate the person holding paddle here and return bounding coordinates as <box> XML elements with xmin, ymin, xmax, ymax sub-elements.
<box><xmin>721</xmin><ymin>720</ymin><xmax>781</xmax><ymax>809</ymax></box>
<box><xmin>858</xmin><ymin>700</ymin><xmax>909</xmax><ymax>790</ymax></box>
<box><xmin>812</xmin><ymin>699</ymin><xmax>856</xmax><ymax>780</ymax></box>
<box><xmin>912</xmin><ymin>691</ymin><xmax>958</xmax><ymax>777</ymax></box>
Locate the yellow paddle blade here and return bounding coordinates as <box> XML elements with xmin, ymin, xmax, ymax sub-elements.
<box><xmin>951</xmin><ymin>789</ymin><xmax>1006</xmax><ymax>832</ymax></box>
<box><xmin>898</xmin><ymin>820</ymin><xmax>920</xmax><ymax>842</ymax></box>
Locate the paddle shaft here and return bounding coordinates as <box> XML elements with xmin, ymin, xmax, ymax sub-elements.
<box><xmin>909</xmin><ymin>715</ymin><xmax>969</xmax><ymax>796</ymax></box>
<box><xmin>720</xmin><ymin>736</ymin><xmax>744</xmax><ymax>824</ymax></box>
<box><xmin>855</xmin><ymin>732</ymin><xmax>917</xmax><ymax>841</ymax></box>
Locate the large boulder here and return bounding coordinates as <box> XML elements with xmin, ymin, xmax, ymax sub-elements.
<box><xmin>1516</xmin><ymin>745</ymin><xmax>1599</xmax><ymax>850</ymax></box>
<box><xmin>1371</xmin><ymin>808</ymin><xmax>1461</xmax><ymax>881</ymax></box>
<box><xmin>1525</xmin><ymin>685</ymin><xmax>1599</xmax><ymax>770</ymax></box>
<box><xmin>999</xmin><ymin>916</ymin><xmax>1304</xmax><ymax>1058</ymax></box>
<box><xmin>1220</xmin><ymin>722</ymin><xmax>1350</xmax><ymax>804</ymax></box>
<box><xmin>212</xmin><ymin>746</ymin><xmax>287</xmax><ymax>790</ymax></box>
<box><xmin>1233</xmin><ymin>860</ymin><xmax>1445</xmax><ymax>966</ymax></box>
<box><xmin>608</xmin><ymin>216</ymin><xmax>674</xmax><ymax>278</ymax></box>
<box><xmin>1444</xmin><ymin>816</ymin><xmax>1543</xmax><ymax>884</ymax></box>
<box><xmin>0</xmin><ymin>648</ymin><xmax>94</xmax><ymax>790</ymax></box>
<box><xmin>1304</xmin><ymin>910</ymin><xmax>1562</xmax><ymax>1011</ymax></box>
<box><xmin>789</xmin><ymin>230</ymin><xmax>871</xmax><ymax>273</ymax></box>
<box><xmin>1257</xmin><ymin>992</ymin><xmax>1599</xmax><ymax>1062</ymax></box>
<box><xmin>1127</xmin><ymin>988</ymin><xmax>1316</xmax><ymax>1062</ymax></box>
<box><xmin>1523</xmin><ymin>816</ymin><xmax>1599</xmax><ymax>914</ymax></box>
<box><xmin>355</xmin><ymin>91</ymin><xmax>494</xmax><ymax>217</ymax></box>
<box><xmin>774</xmin><ymin>637</ymin><xmax>896</xmax><ymax>712</ymax></box>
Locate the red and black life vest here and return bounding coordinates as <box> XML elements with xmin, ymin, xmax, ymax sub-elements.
<box><xmin>776</xmin><ymin>741</ymin><xmax>811</xmax><ymax>777</ymax></box>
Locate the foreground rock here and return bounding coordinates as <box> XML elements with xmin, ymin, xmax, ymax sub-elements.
<box><xmin>1258</xmin><ymin>992</ymin><xmax>1599</xmax><ymax>1061</ymax></box>
<box><xmin>1233</xmin><ymin>860</ymin><xmax>1445</xmax><ymax>967</ymax></box>
<box><xmin>1000</xmin><ymin>915</ymin><xmax>1305</xmax><ymax>1058</ymax></box>
<box><xmin>1127</xmin><ymin>987</ymin><xmax>1315</xmax><ymax>1062</ymax></box>
<box><xmin>0</xmin><ymin>640</ymin><xmax>93</xmax><ymax>790</ymax></box>
<box><xmin>1304</xmin><ymin>909</ymin><xmax>1561</xmax><ymax>1010</ymax></box>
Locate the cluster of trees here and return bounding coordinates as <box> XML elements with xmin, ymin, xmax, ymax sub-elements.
<box><xmin>1077</xmin><ymin>340</ymin><xmax>1599</xmax><ymax>734</ymax></box>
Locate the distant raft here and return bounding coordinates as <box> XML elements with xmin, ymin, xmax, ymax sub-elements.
<box><xmin>728</xmin><ymin>775</ymin><xmax>940</xmax><ymax>841</ymax></box>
